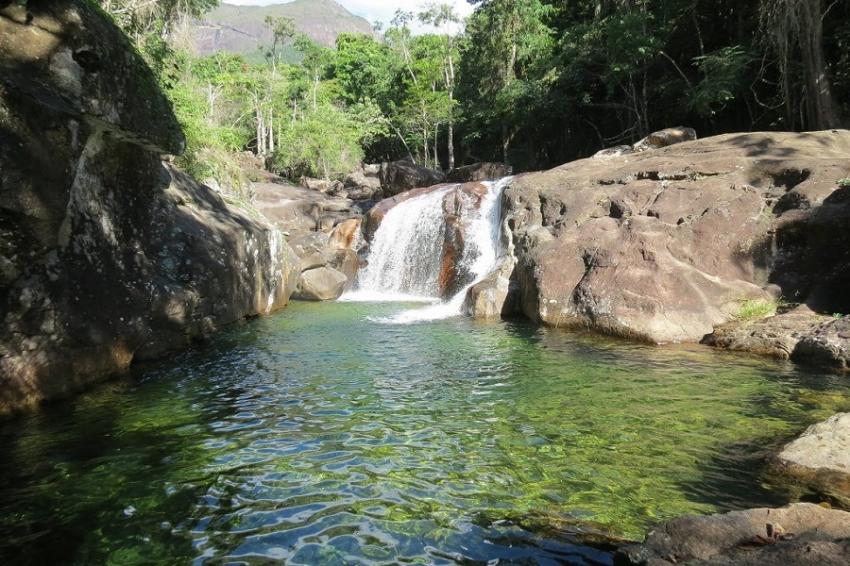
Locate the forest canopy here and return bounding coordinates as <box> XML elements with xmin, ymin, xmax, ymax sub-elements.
<box><xmin>94</xmin><ymin>0</ymin><xmax>850</xmax><ymax>188</ymax></box>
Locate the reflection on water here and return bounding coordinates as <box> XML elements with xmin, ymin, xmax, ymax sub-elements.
<box><xmin>0</xmin><ymin>301</ymin><xmax>848</xmax><ymax>565</ymax></box>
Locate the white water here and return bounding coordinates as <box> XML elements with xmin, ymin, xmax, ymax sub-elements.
<box><xmin>342</xmin><ymin>178</ymin><xmax>510</xmax><ymax>323</ymax></box>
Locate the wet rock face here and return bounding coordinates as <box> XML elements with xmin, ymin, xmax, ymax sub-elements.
<box><xmin>616</xmin><ymin>503</ymin><xmax>850</xmax><ymax>566</ymax></box>
<box><xmin>363</xmin><ymin>183</ymin><xmax>492</xmax><ymax>298</ymax></box>
<box><xmin>0</xmin><ymin>1</ymin><xmax>299</xmax><ymax>415</ymax></box>
<box><xmin>503</xmin><ymin>131</ymin><xmax>850</xmax><ymax>344</ymax></box>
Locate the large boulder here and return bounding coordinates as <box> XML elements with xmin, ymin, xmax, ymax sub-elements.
<box><xmin>342</xmin><ymin>167</ymin><xmax>382</xmax><ymax>200</ymax></box>
<box><xmin>447</xmin><ymin>162</ymin><xmax>513</xmax><ymax>183</ymax></box>
<box><xmin>615</xmin><ymin>503</ymin><xmax>850</xmax><ymax>566</ymax></box>
<box><xmin>379</xmin><ymin>160</ymin><xmax>445</xmax><ymax>196</ymax></box>
<box><xmin>0</xmin><ymin>1</ymin><xmax>299</xmax><ymax>415</ymax></box>
<box><xmin>293</xmin><ymin>267</ymin><xmax>347</xmax><ymax>301</ymax></box>
<box><xmin>504</xmin><ymin>130</ymin><xmax>850</xmax><ymax>344</ymax></box>
<box><xmin>253</xmin><ymin>181</ymin><xmax>361</xmax><ymax>237</ymax></box>
<box><xmin>464</xmin><ymin>257</ymin><xmax>521</xmax><ymax>319</ymax></box>
<box><xmin>775</xmin><ymin>413</ymin><xmax>850</xmax><ymax>506</ymax></box>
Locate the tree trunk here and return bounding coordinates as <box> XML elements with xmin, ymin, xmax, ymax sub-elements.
<box><xmin>268</xmin><ymin>109</ymin><xmax>275</xmax><ymax>154</ymax></box>
<box><xmin>447</xmin><ymin>119</ymin><xmax>455</xmax><ymax>171</ymax></box>
<box><xmin>799</xmin><ymin>0</ymin><xmax>838</xmax><ymax>129</ymax></box>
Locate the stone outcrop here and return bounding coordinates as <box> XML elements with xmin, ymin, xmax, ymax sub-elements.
<box><xmin>463</xmin><ymin>257</ymin><xmax>520</xmax><ymax>319</ymax></box>
<box><xmin>284</xmin><ymin>223</ymin><xmax>361</xmax><ymax>298</ymax></box>
<box><xmin>704</xmin><ymin>308</ymin><xmax>850</xmax><ymax>371</ymax></box>
<box><xmin>447</xmin><ymin>162</ymin><xmax>513</xmax><ymax>183</ymax></box>
<box><xmin>775</xmin><ymin>413</ymin><xmax>850</xmax><ymax>506</ymax></box>
<box><xmin>339</xmin><ymin>167</ymin><xmax>382</xmax><ymax>201</ymax></box>
<box><xmin>503</xmin><ymin>130</ymin><xmax>850</xmax><ymax>344</ymax></box>
<box><xmin>379</xmin><ymin>160</ymin><xmax>446</xmax><ymax>197</ymax></box>
<box><xmin>594</xmin><ymin>127</ymin><xmax>697</xmax><ymax>159</ymax></box>
<box><xmin>616</xmin><ymin>503</ymin><xmax>850</xmax><ymax>566</ymax></box>
<box><xmin>293</xmin><ymin>267</ymin><xmax>348</xmax><ymax>301</ymax></box>
<box><xmin>633</xmin><ymin>126</ymin><xmax>697</xmax><ymax>152</ymax></box>
<box><xmin>0</xmin><ymin>1</ymin><xmax>299</xmax><ymax>415</ymax></box>
<box><xmin>253</xmin><ymin>181</ymin><xmax>363</xmax><ymax>237</ymax></box>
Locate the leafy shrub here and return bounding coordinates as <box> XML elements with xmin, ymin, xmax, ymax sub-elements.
<box><xmin>838</xmin><ymin>177</ymin><xmax>850</xmax><ymax>188</ymax></box>
<box><xmin>270</xmin><ymin>101</ymin><xmax>385</xmax><ymax>180</ymax></box>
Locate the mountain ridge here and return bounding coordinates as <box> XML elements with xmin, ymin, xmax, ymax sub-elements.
<box><xmin>190</xmin><ymin>0</ymin><xmax>374</xmax><ymax>57</ymax></box>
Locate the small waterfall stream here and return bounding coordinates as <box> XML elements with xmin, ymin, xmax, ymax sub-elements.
<box><xmin>342</xmin><ymin>178</ymin><xmax>510</xmax><ymax>323</ymax></box>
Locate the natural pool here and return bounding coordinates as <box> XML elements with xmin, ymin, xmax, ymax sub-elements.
<box><xmin>1</xmin><ymin>301</ymin><xmax>849</xmax><ymax>565</ymax></box>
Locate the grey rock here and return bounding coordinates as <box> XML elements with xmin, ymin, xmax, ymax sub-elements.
<box><xmin>294</xmin><ymin>267</ymin><xmax>347</xmax><ymax>301</ymax></box>
<box><xmin>775</xmin><ymin>413</ymin><xmax>850</xmax><ymax>506</ymax></box>
<box><xmin>615</xmin><ymin>503</ymin><xmax>850</xmax><ymax>566</ymax></box>
<box><xmin>633</xmin><ymin>126</ymin><xmax>697</xmax><ymax>152</ymax></box>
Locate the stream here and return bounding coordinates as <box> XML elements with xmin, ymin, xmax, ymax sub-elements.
<box><xmin>1</xmin><ymin>301</ymin><xmax>849</xmax><ymax>564</ymax></box>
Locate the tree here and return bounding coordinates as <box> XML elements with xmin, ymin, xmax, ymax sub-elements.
<box><xmin>419</xmin><ymin>3</ymin><xmax>461</xmax><ymax>169</ymax></box>
<box><xmin>760</xmin><ymin>0</ymin><xmax>840</xmax><ymax>130</ymax></box>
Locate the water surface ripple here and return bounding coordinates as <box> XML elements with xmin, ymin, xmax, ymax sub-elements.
<box><xmin>1</xmin><ymin>301</ymin><xmax>848</xmax><ymax>565</ymax></box>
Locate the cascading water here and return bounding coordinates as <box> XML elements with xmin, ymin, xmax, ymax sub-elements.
<box><xmin>342</xmin><ymin>178</ymin><xmax>511</xmax><ymax>323</ymax></box>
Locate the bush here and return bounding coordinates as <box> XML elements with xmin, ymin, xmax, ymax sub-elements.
<box><xmin>838</xmin><ymin>177</ymin><xmax>850</xmax><ymax>188</ymax></box>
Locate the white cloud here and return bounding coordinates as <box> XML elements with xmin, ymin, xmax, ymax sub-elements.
<box><xmin>222</xmin><ymin>0</ymin><xmax>474</xmax><ymax>33</ymax></box>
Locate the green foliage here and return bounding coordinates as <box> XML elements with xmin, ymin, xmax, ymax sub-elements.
<box><xmin>838</xmin><ymin>177</ymin><xmax>850</xmax><ymax>188</ymax></box>
<box><xmin>734</xmin><ymin>299</ymin><xmax>778</xmax><ymax>321</ymax></box>
<box><xmin>271</xmin><ymin>101</ymin><xmax>386</xmax><ymax>179</ymax></box>
<box><xmin>691</xmin><ymin>46</ymin><xmax>753</xmax><ymax>117</ymax></box>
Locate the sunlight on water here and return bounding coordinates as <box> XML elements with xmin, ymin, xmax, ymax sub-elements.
<box><xmin>1</xmin><ymin>301</ymin><xmax>849</xmax><ymax>565</ymax></box>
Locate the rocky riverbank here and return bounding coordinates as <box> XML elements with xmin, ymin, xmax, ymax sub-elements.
<box><xmin>0</xmin><ymin>1</ymin><xmax>299</xmax><ymax>415</ymax></box>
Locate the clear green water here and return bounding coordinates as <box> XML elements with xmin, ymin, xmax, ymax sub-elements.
<box><xmin>1</xmin><ymin>302</ymin><xmax>849</xmax><ymax>565</ymax></box>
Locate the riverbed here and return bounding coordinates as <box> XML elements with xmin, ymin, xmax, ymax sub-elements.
<box><xmin>1</xmin><ymin>301</ymin><xmax>848</xmax><ymax>564</ymax></box>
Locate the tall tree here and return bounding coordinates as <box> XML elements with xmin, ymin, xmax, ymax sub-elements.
<box><xmin>760</xmin><ymin>0</ymin><xmax>840</xmax><ymax>130</ymax></box>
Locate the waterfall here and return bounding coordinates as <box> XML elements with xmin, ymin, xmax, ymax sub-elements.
<box><xmin>342</xmin><ymin>178</ymin><xmax>510</xmax><ymax>323</ymax></box>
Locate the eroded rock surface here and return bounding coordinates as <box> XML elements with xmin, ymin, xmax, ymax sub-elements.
<box><xmin>0</xmin><ymin>1</ymin><xmax>299</xmax><ymax>415</ymax></box>
<box><xmin>503</xmin><ymin>131</ymin><xmax>850</xmax><ymax>343</ymax></box>
<box><xmin>616</xmin><ymin>503</ymin><xmax>850</xmax><ymax>566</ymax></box>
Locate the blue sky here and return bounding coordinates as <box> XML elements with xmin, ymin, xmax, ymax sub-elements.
<box><xmin>224</xmin><ymin>0</ymin><xmax>474</xmax><ymax>32</ymax></box>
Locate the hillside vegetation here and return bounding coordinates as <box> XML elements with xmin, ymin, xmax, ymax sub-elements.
<box><xmin>95</xmin><ymin>0</ymin><xmax>850</xmax><ymax>197</ymax></box>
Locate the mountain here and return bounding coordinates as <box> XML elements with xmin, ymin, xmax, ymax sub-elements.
<box><xmin>190</xmin><ymin>0</ymin><xmax>374</xmax><ymax>57</ymax></box>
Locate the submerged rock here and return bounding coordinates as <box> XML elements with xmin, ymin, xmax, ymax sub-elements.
<box><xmin>615</xmin><ymin>503</ymin><xmax>850</xmax><ymax>565</ymax></box>
<box><xmin>503</xmin><ymin>130</ymin><xmax>850</xmax><ymax>345</ymax></box>
<box><xmin>775</xmin><ymin>413</ymin><xmax>850</xmax><ymax>506</ymax></box>
<box><xmin>0</xmin><ymin>1</ymin><xmax>299</xmax><ymax>415</ymax></box>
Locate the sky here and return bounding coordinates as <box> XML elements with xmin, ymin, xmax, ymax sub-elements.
<box><xmin>224</xmin><ymin>0</ymin><xmax>475</xmax><ymax>32</ymax></box>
